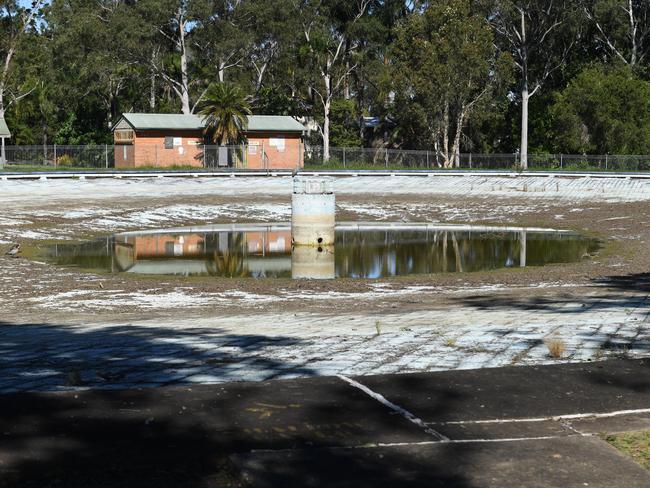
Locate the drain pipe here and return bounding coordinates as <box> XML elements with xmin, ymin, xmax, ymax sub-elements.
<box><xmin>291</xmin><ymin>177</ymin><xmax>335</xmax><ymax>279</ymax></box>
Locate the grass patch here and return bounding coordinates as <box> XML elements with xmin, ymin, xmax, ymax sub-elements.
<box><xmin>603</xmin><ymin>431</ymin><xmax>650</xmax><ymax>470</ymax></box>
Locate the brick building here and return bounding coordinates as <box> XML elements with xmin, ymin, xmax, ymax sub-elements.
<box><xmin>112</xmin><ymin>113</ymin><xmax>306</xmax><ymax>169</ymax></box>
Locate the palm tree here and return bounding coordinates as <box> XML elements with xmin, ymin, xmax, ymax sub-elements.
<box><xmin>198</xmin><ymin>83</ymin><xmax>252</xmax><ymax>145</ymax></box>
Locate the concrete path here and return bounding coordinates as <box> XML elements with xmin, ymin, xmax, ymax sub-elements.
<box><xmin>1</xmin><ymin>359</ymin><xmax>649</xmax><ymax>487</ymax></box>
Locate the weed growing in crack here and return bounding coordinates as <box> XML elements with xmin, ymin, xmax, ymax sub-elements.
<box><xmin>445</xmin><ymin>338</ymin><xmax>457</xmax><ymax>348</ymax></box>
<box><xmin>544</xmin><ymin>336</ymin><xmax>566</xmax><ymax>359</ymax></box>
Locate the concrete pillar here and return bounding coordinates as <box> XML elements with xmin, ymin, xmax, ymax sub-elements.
<box><xmin>292</xmin><ymin>177</ymin><xmax>335</xmax><ymax>247</ymax></box>
<box><xmin>520</xmin><ymin>230</ymin><xmax>527</xmax><ymax>268</ymax></box>
<box><xmin>292</xmin><ymin>245</ymin><xmax>335</xmax><ymax>279</ymax></box>
<box><xmin>292</xmin><ymin>177</ymin><xmax>335</xmax><ymax>279</ymax></box>
<box><xmin>0</xmin><ymin>137</ymin><xmax>5</xmax><ymax>169</ymax></box>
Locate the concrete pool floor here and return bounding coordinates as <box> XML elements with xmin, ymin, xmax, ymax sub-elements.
<box><xmin>1</xmin><ymin>176</ymin><xmax>650</xmax><ymax>392</ymax></box>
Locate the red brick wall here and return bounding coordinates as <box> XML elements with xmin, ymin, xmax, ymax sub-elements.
<box><xmin>114</xmin><ymin>129</ymin><xmax>303</xmax><ymax>169</ymax></box>
<box><xmin>246</xmin><ymin>132</ymin><xmax>303</xmax><ymax>169</ymax></box>
<box><xmin>133</xmin><ymin>131</ymin><xmax>204</xmax><ymax>168</ymax></box>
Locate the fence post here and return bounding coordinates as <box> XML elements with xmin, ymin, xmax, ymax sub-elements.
<box><xmin>560</xmin><ymin>154</ymin><xmax>563</xmax><ymax>169</ymax></box>
<box><xmin>605</xmin><ymin>153</ymin><xmax>608</xmax><ymax>170</ymax></box>
<box><xmin>54</xmin><ymin>144</ymin><xmax>57</xmax><ymax>167</ymax></box>
<box><xmin>469</xmin><ymin>153</ymin><xmax>472</xmax><ymax>169</ymax></box>
<box><xmin>105</xmin><ymin>144</ymin><xmax>109</xmax><ymax>168</ymax></box>
<box><xmin>426</xmin><ymin>150</ymin><xmax>430</xmax><ymax>169</ymax></box>
<box><xmin>385</xmin><ymin>148</ymin><xmax>388</xmax><ymax>168</ymax></box>
<box><xmin>203</xmin><ymin>144</ymin><xmax>207</xmax><ymax>169</ymax></box>
<box><xmin>343</xmin><ymin>147</ymin><xmax>346</xmax><ymax>168</ymax></box>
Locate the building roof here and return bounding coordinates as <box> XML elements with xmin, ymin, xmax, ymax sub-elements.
<box><xmin>0</xmin><ymin>117</ymin><xmax>10</xmax><ymax>138</ymax></box>
<box><xmin>116</xmin><ymin>113</ymin><xmax>305</xmax><ymax>133</ymax></box>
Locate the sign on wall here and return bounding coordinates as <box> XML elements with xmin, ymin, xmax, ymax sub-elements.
<box><xmin>269</xmin><ymin>138</ymin><xmax>285</xmax><ymax>151</ymax></box>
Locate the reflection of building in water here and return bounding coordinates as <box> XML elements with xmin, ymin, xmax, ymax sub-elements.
<box><xmin>113</xmin><ymin>231</ymin><xmax>293</xmax><ymax>276</ymax></box>
<box><xmin>47</xmin><ymin>225</ymin><xmax>599</xmax><ymax>279</ymax></box>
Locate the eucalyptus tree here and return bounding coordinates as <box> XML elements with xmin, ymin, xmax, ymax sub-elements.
<box><xmin>136</xmin><ymin>0</ymin><xmax>212</xmax><ymax>115</ymax></box>
<box><xmin>0</xmin><ymin>0</ymin><xmax>46</xmax><ymax>118</ymax></box>
<box><xmin>292</xmin><ymin>0</ymin><xmax>372</xmax><ymax>161</ymax></box>
<box><xmin>243</xmin><ymin>0</ymin><xmax>296</xmax><ymax>94</ymax></box>
<box><xmin>579</xmin><ymin>0</ymin><xmax>649</xmax><ymax>68</ymax></box>
<box><xmin>490</xmin><ymin>0</ymin><xmax>579</xmax><ymax>168</ymax></box>
<box><xmin>391</xmin><ymin>0</ymin><xmax>509</xmax><ymax>166</ymax></box>
<box><xmin>191</xmin><ymin>0</ymin><xmax>253</xmax><ymax>89</ymax></box>
<box><xmin>47</xmin><ymin>0</ymin><xmax>146</xmax><ymax>128</ymax></box>
<box><xmin>356</xmin><ymin>0</ymin><xmax>422</xmax><ymax>146</ymax></box>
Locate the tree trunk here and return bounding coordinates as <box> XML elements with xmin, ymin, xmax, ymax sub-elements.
<box><xmin>0</xmin><ymin>46</ymin><xmax>15</xmax><ymax>119</ymax></box>
<box><xmin>150</xmin><ymin>70</ymin><xmax>156</xmax><ymax>110</ymax></box>
<box><xmin>322</xmin><ymin>67</ymin><xmax>332</xmax><ymax>162</ymax></box>
<box><xmin>519</xmin><ymin>8</ymin><xmax>529</xmax><ymax>170</ymax></box>
<box><xmin>218</xmin><ymin>60</ymin><xmax>225</xmax><ymax>83</ymax></box>
<box><xmin>255</xmin><ymin>62</ymin><xmax>267</xmax><ymax>92</ymax></box>
<box><xmin>178</xmin><ymin>9</ymin><xmax>191</xmax><ymax>115</ymax></box>
<box><xmin>0</xmin><ymin>83</ymin><xmax>5</xmax><ymax>119</ymax></box>
<box><xmin>451</xmin><ymin>106</ymin><xmax>466</xmax><ymax>168</ymax></box>
<box><xmin>629</xmin><ymin>0</ymin><xmax>638</xmax><ymax>65</ymax></box>
<box><xmin>323</xmin><ymin>97</ymin><xmax>331</xmax><ymax>162</ymax></box>
<box><xmin>344</xmin><ymin>59</ymin><xmax>351</xmax><ymax>100</ymax></box>
<box><xmin>520</xmin><ymin>84</ymin><xmax>529</xmax><ymax>170</ymax></box>
<box><xmin>179</xmin><ymin>55</ymin><xmax>190</xmax><ymax>114</ymax></box>
<box><xmin>442</xmin><ymin>100</ymin><xmax>451</xmax><ymax>168</ymax></box>
<box><xmin>149</xmin><ymin>50</ymin><xmax>157</xmax><ymax>110</ymax></box>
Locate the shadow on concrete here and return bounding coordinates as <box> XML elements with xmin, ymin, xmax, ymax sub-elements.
<box><xmin>593</xmin><ymin>272</ymin><xmax>650</xmax><ymax>293</ymax></box>
<box><xmin>0</xmin><ymin>320</ymin><xmax>315</xmax><ymax>392</ymax></box>
<box><xmin>447</xmin><ymin>291</ymin><xmax>639</xmax><ymax>315</ymax></box>
<box><xmin>0</xmin><ymin>319</ymin><xmax>471</xmax><ymax>487</ymax></box>
<box><xmin>0</xmin><ymin>375</ymin><xmax>467</xmax><ymax>487</ymax></box>
<box><xmin>450</xmin><ymin>272</ymin><xmax>650</xmax><ymax>316</ymax></box>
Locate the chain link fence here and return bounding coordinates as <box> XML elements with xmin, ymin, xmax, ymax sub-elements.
<box><xmin>1</xmin><ymin>145</ymin><xmax>113</xmax><ymax>169</ymax></box>
<box><xmin>305</xmin><ymin>146</ymin><xmax>650</xmax><ymax>171</ymax></box>
<box><xmin>2</xmin><ymin>143</ymin><xmax>650</xmax><ymax>172</ymax></box>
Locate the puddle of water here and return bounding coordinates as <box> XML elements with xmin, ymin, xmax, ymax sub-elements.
<box><xmin>41</xmin><ymin>223</ymin><xmax>600</xmax><ymax>279</ymax></box>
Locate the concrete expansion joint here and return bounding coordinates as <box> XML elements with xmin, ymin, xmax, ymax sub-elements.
<box><xmin>336</xmin><ymin>374</ymin><xmax>449</xmax><ymax>441</ymax></box>
<box><xmin>428</xmin><ymin>408</ymin><xmax>650</xmax><ymax>426</ymax></box>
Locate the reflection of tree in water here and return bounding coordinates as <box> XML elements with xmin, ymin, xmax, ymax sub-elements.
<box><xmin>205</xmin><ymin>232</ymin><xmax>249</xmax><ymax>278</ymax></box>
<box><xmin>335</xmin><ymin>230</ymin><xmax>599</xmax><ymax>278</ymax></box>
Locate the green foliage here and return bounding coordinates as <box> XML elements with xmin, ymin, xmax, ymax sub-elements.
<box><xmin>549</xmin><ymin>64</ymin><xmax>650</xmax><ymax>154</ymax></box>
<box><xmin>390</xmin><ymin>0</ymin><xmax>510</xmax><ymax>159</ymax></box>
<box><xmin>198</xmin><ymin>83</ymin><xmax>252</xmax><ymax>145</ymax></box>
<box><xmin>255</xmin><ymin>87</ymin><xmax>300</xmax><ymax>116</ymax></box>
<box><xmin>330</xmin><ymin>99</ymin><xmax>362</xmax><ymax>147</ymax></box>
<box><xmin>0</xmin><ymin>0</ymin><xmax>649</xmax><ymax>156</ymax></box>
